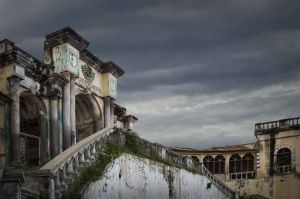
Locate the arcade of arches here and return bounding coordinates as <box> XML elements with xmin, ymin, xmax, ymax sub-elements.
<box><xmin>201</xmin><ymin>153</ymin><xmax>255</xmax><ymax>175</ymax></box>
<box><xmin>18</xmin><ymin>92</ymin><xmax>105</xmax><ymax>167</ymax></box>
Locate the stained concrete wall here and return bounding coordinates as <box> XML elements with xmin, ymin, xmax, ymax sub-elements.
<box><xmin>83</xmin><ymin>154</ymin><xmax>228</xmax><ymax>199</ymax></box>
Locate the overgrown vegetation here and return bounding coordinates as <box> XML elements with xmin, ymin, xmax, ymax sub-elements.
<box><xmin>65</xmin><ymin>131</ymin><xmax>200</xmax><ymax>198</ymax></box>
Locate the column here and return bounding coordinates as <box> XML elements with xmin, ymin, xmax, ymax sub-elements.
<box><xmin>70</xmin><ymin>75</ymin><xmax>76</xmax><ymax>145</ymax></box>
<box><xmin>58</xmin><ymin>97</ymin><xmax>63</xmax><ymax>153</ymax></box>
<box><xmin>49</xmin><ymin>96</ymin><xmax>59</xmax><ymax>157</ymax></box>
<box><xmin>9</xmin><ymin>79</ymin><xmax>20</xmax><ymax>163</ymax></box>
<box><xmin>63</xmin><ymin>74</ymin><xmax>71</xmax><ymax>150</ymax></box>
<box><xmin>39</xmin><ymin>113</ymin><xmax>49</xmax><ymax>163</ymax></box>
<box><xmin>110</xmin><ymin>98</ymin><xmax>115</xmax><ymax>126</ymax></box>
<box><xmin>225</xmin><ymin>154</ymin><xmax>230</xmax><ymax>180</ymax></box>
<box><xmin>104</xmin><ymin>97</ymin><xmax>111</xmax><ymax>127</ymax></box>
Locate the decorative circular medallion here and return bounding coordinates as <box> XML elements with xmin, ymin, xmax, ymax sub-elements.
<box><xmin>81</xmin><ymin>64</ymin><xmax>95</xmax><ymax>84</ymax></box>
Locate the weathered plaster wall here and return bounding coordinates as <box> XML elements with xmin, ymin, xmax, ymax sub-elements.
<box><xmin>0</xmin><ymin>64</ymin><xmax>14</xmax><ymax>94</ymax></box>
<box><xmin>224</xmin><ymin>174</ymin><xmax>300</xmax><ymax>199</ymax></box>
<box><xmin>273</xmin><ymin>174</ymin><xmax>300</xmax><ymax>199</ymax></box>
<box><xmin>225</xmin><ymin>177</ymin><xmax>272</xmax><ymax>198</ymax></box>
<box><xmin>84</xmin><ymin>154</ymin><xmax>227</xmax><ymax>199</ymax></box>
<box><xmin>257</xmin><ymin>130</ymin><xmax>300</xmax><ymax>177</ymax></box>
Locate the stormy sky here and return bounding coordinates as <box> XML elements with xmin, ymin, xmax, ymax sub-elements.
<box><xmin>1</xmin><ymin>0</ymin><xmax>300</xmax><ymax>149</ymax></box>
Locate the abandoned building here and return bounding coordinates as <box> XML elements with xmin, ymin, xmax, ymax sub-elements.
<box><xmin>172</xmin><ymin>117</ymin><xmax>300</xmax><ymax>198</ymax></box>
<box><xmin>0</xmin><ymin>27</ymin><xmax>299</xmax><ymax>199</ymax></box>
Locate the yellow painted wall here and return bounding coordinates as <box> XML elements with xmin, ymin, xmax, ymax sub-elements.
<box><xmin>102</xmin><ymin>73</ymin><xmax>117</xmax><ymax>98</ymax></box>
<box><xmin>77</xmin><ymin>60</ymin><xmax>102</xmax><ymax>96</ymax></box>
<box><xmin>273</xmin><ymin>174</ymin><xmax>300</xmax><ymax>199</ymax></box>
<box><xmin>0</xmin><ymin>64</ymin><xmax>14</xmax><ymax>94</ymax></box>
<box><xmin>0</xmin><ymin>104</ymin><xmax>4</xmax><ymax>154</ymax></box>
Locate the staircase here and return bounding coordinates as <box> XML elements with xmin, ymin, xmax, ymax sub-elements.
<box><xmin>25</xmin><ymin>127</ymin><xmax>237</xmax><ymax>199</ymax></box>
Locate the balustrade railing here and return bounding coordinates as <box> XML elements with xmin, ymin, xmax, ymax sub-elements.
<box><xmin>255</xmin><ymin>117</ymin><xmax>300</xmax><ymax>134</ymax></box>
<box><xmin>40</xmin><ymin>126</ymin><xmax>114</xmax><ymax>196</ymax></box>
<box><xmin>228</xmin><ymin>171</ymin><xmax>256</xmax><ymax>180</ymax></box>
<box><xmin>201</xmin><ymin>164</ymin><xmax>235</xmax><ymax>199</ymax></box>
<box><xmin>275</xmin><ymin>165</ymin><xmax>291</xmax><ymax>173</ymax></box>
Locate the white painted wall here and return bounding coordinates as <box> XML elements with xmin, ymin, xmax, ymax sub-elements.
<box><xmin>84</xmin><ymin>154</ymin><xmax>228</xmax><ymax>199</ymax></box>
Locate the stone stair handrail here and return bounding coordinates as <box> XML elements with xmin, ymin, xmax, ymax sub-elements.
<box><xmin>201</xmin><ymin>164</ymin><xmax>236</xmax><ymax>199</ymax></box>
<box><xmin>40</xmin><ymin>126</ymin><xmax>113</xmax><ymax>174</ymax></box>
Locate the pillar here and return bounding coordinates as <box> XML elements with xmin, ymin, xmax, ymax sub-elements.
<box><xmin>49</xmin><ymin>96</ymin><xmax>59</xmax><ymax>157</ymax></box>
<box><xmin>39</xmin><ymin>113</ymin><xmax>49</xmax><ymax>163</ymax></box>
<box><xmin>58</xmin><ymin>97</ymin><xmax>63</xmax><ymax>153</ymax></box>
<box><xmin>9</xmin><ymin>79</ymin><xmax>20</xmax><ymax>163</ymax></box>
<box><xmin>104</xmin><ymin>97</ymin><xmax>112</xmax><ymax>127</ymax></box>
<box><xmin>70</xmin><ymin>75</ymin><xmax>76</xmax><ymax>145</ymax></box>
<box><xmin>225</xmin><ymin>154</ymin><xmax>230</xmax><ymax>181</ymax></box>
<box><xmin>63</xmin><ymin>74</ymin><xmax>71</xmax><ymax>149</ymax></box>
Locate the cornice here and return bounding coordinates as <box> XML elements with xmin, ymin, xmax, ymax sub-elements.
<box><xmin>45</xmin><ymin>26</ymin><xmax>89</xmax><ymax>51</ymax></box>
<box><xmin>101</xmin><ymin>61</ymin><xmax>125</xmax><ymax>78</ymax></box>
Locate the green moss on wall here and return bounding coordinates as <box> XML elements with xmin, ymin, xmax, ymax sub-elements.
<box><xmin>65</xmin><ymin>130</ymin><xmax>200</xmax><ymax>198</ymax></box>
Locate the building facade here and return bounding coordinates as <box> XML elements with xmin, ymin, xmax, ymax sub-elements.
<box><xmin>172</xmin><ymin>117</ymin><xmax>300</xmax><ymax>198</ymax></box>
<box><xmin>0</xmin><ymin>27</ymin><xmax>137</xmax><ymax>174</ymax></box>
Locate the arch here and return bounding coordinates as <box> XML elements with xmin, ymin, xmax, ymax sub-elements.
<box><xmin>276</xmin><ymin>148</ymin><xmax>292</xmax><ymax>172</ymax></box>
<box><xmin>229</xmin><ymin>154</ymin><xmax>242</xmax><ymax>173</ymax></box>
<box><xmin>19</xmin><ymin>91</ymin><xmax>48</xmax><ymax>167</ymax></box>
<box><xmin>242</xmin><ymin>153</ymin><xmax>254</xmax><ymax>172</ymax></box>
<box><xmin>203</xmin><ymin>155</ymin><xmax>214</xmax><ymax>173</ymax></box>
<box><xmin>214</xmin><ymin>155</ymin><xmax>225</xmax><ymax>174</ymax></box>
<box><xmin>75</xmin><ymin>94</ymin><xmax>103</xmax><ymax>141</ymax></box>
<box><xmin>191</xmin><ymin>156</ymin><xmax>200</xmax><ymax>166</ymax></box>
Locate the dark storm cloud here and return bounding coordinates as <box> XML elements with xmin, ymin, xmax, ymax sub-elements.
<box><xmin>1</xmin><ymin>0</ymin><xmax>300</xmax><ymax>148</ymax></box>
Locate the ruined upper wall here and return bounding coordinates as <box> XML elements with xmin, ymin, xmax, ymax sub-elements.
<box><xmin>44</xmin><ymin>27</ymin><xmax>124</xmax><ymax>99</ymax></box>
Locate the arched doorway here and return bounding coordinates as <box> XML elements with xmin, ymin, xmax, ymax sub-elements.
<box><xmin>19</xmin><ymin>92</ymin><xmax>48</xmax><ymax>167</ymax></box>
<box><xmin>276</xmin><ymin>148</ymin><xmax>292</xmax><ymax>172</ymax></box>
<box><xmin>75</xmin><ymin>94</ymin><xmax>103</xmax><ymax>142</ymax></box>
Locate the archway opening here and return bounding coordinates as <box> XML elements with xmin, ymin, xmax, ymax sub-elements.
<box><xmin>191</xmin><ymin>156</ymin><xmax>200</xmax><ymax>166</ymax></box>
<box><xmin>19</xmin><ymin>92</ymin><xmax>47</xmax><ymax>167</ymax></box>
<box><xmin>242</xmin><ymin>153</ymin><xmax>254</xmax><ymax>172</ymax></box>
<box><xmin>214</xmin><ymin>155</ymin><xmax>225</xmax><ymax>174</ymax></box>
<box><xmin>276</xmin><ymin>148</ymin><xmax>291</xmax><ymax>172</ymax></box>
<box><xmin>229</xmin><ymin>154</ymin><xmax>242</xmax><ymax>179</ymax></box>
<box><xmin>203</xmin><ymin>155</ymin><xmax>214</xmax><ymax>173</ymax></box>
<box><xmin>75</xmin><ymin>94</ymin><xmax>102</xmax><ymax>142</ymax></box>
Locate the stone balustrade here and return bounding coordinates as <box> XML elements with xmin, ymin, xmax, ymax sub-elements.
<box><xmin>227</xmin><ymin>171</ymin><xmax>256</xmax><ymax>180</ymax></box>
<box><xmin>39</xmin><ymin>126</ymin><xmax>114</xmax><ymax>198</ymax></box>
<box><xmin>255</xmin><ymin>117</ymin><xmax>300</xmax><ymax>135</ymax></box>
<box><xmin>275</xmin><ymin>165</ymin><xmax>292</xmax><ymax>173</ymax></box>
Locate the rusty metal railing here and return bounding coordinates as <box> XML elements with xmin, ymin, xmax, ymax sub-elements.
<box><xmin>20</xmin><ymin>132</ymin><xmax>41</xmax><ymax>167</ymax></box>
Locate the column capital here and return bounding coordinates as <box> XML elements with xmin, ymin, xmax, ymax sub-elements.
<box><xmin>60</xmin><ymin>71</ymin><xmax>79</xmax><ymax>80</ymax></box>
<box><xmin>47</xmin><ymin>84</ymin><xmax>63</xmax><ymax>99</ymax></box>
<box><xmin>103</xmin><ymin>96</ymin><xmax>115</xmax><ymax>102</ymax></box>
<box><xmin>46</xmin><ymin>73</ymin><xmax>68</xmax><ymax>87</ymax></box>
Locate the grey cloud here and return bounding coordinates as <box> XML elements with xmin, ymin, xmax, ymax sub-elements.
<box><xmin>1</xmin><ymin>0</ymin><xmax>299</xmax><ymax>148</ymax></box>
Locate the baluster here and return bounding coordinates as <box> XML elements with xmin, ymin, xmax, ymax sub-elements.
<box><xmin>73</xmin><ymin>155</ymin><xmax>80</xmax><ymax>176</ymax></box>
<box><xmin>59</xmin><ymin>166</ymin><xmax>67</xmax><ymax>189</ymax></box>
<box><xmin>55</xmin><ymin>171</ymin><xmax>60</xmax><ymax>188</ymax></box>
<box><xmin>67</xmin><ymin>159</ymin><xmax>74</xmax><ymax>175</ymax></box>
<box><xmin>79</xmin><ymin>152</ymin><xmax>85</xmax><ymax>165</ymax></box>
<box><xmin>85</xmin><ymin>147</ymin><xmax>91</xmax><ymax>161</ymax></box>
<box><xmin>91</xmin><ymin>143</ymin><xmax>96</xmax><ymax>155</ymax></box>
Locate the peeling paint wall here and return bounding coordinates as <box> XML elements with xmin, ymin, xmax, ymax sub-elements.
<box><xmin>84</xmin><ymin>154</ymin><xmax>228</xmax><ymax>199</ymax></box>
